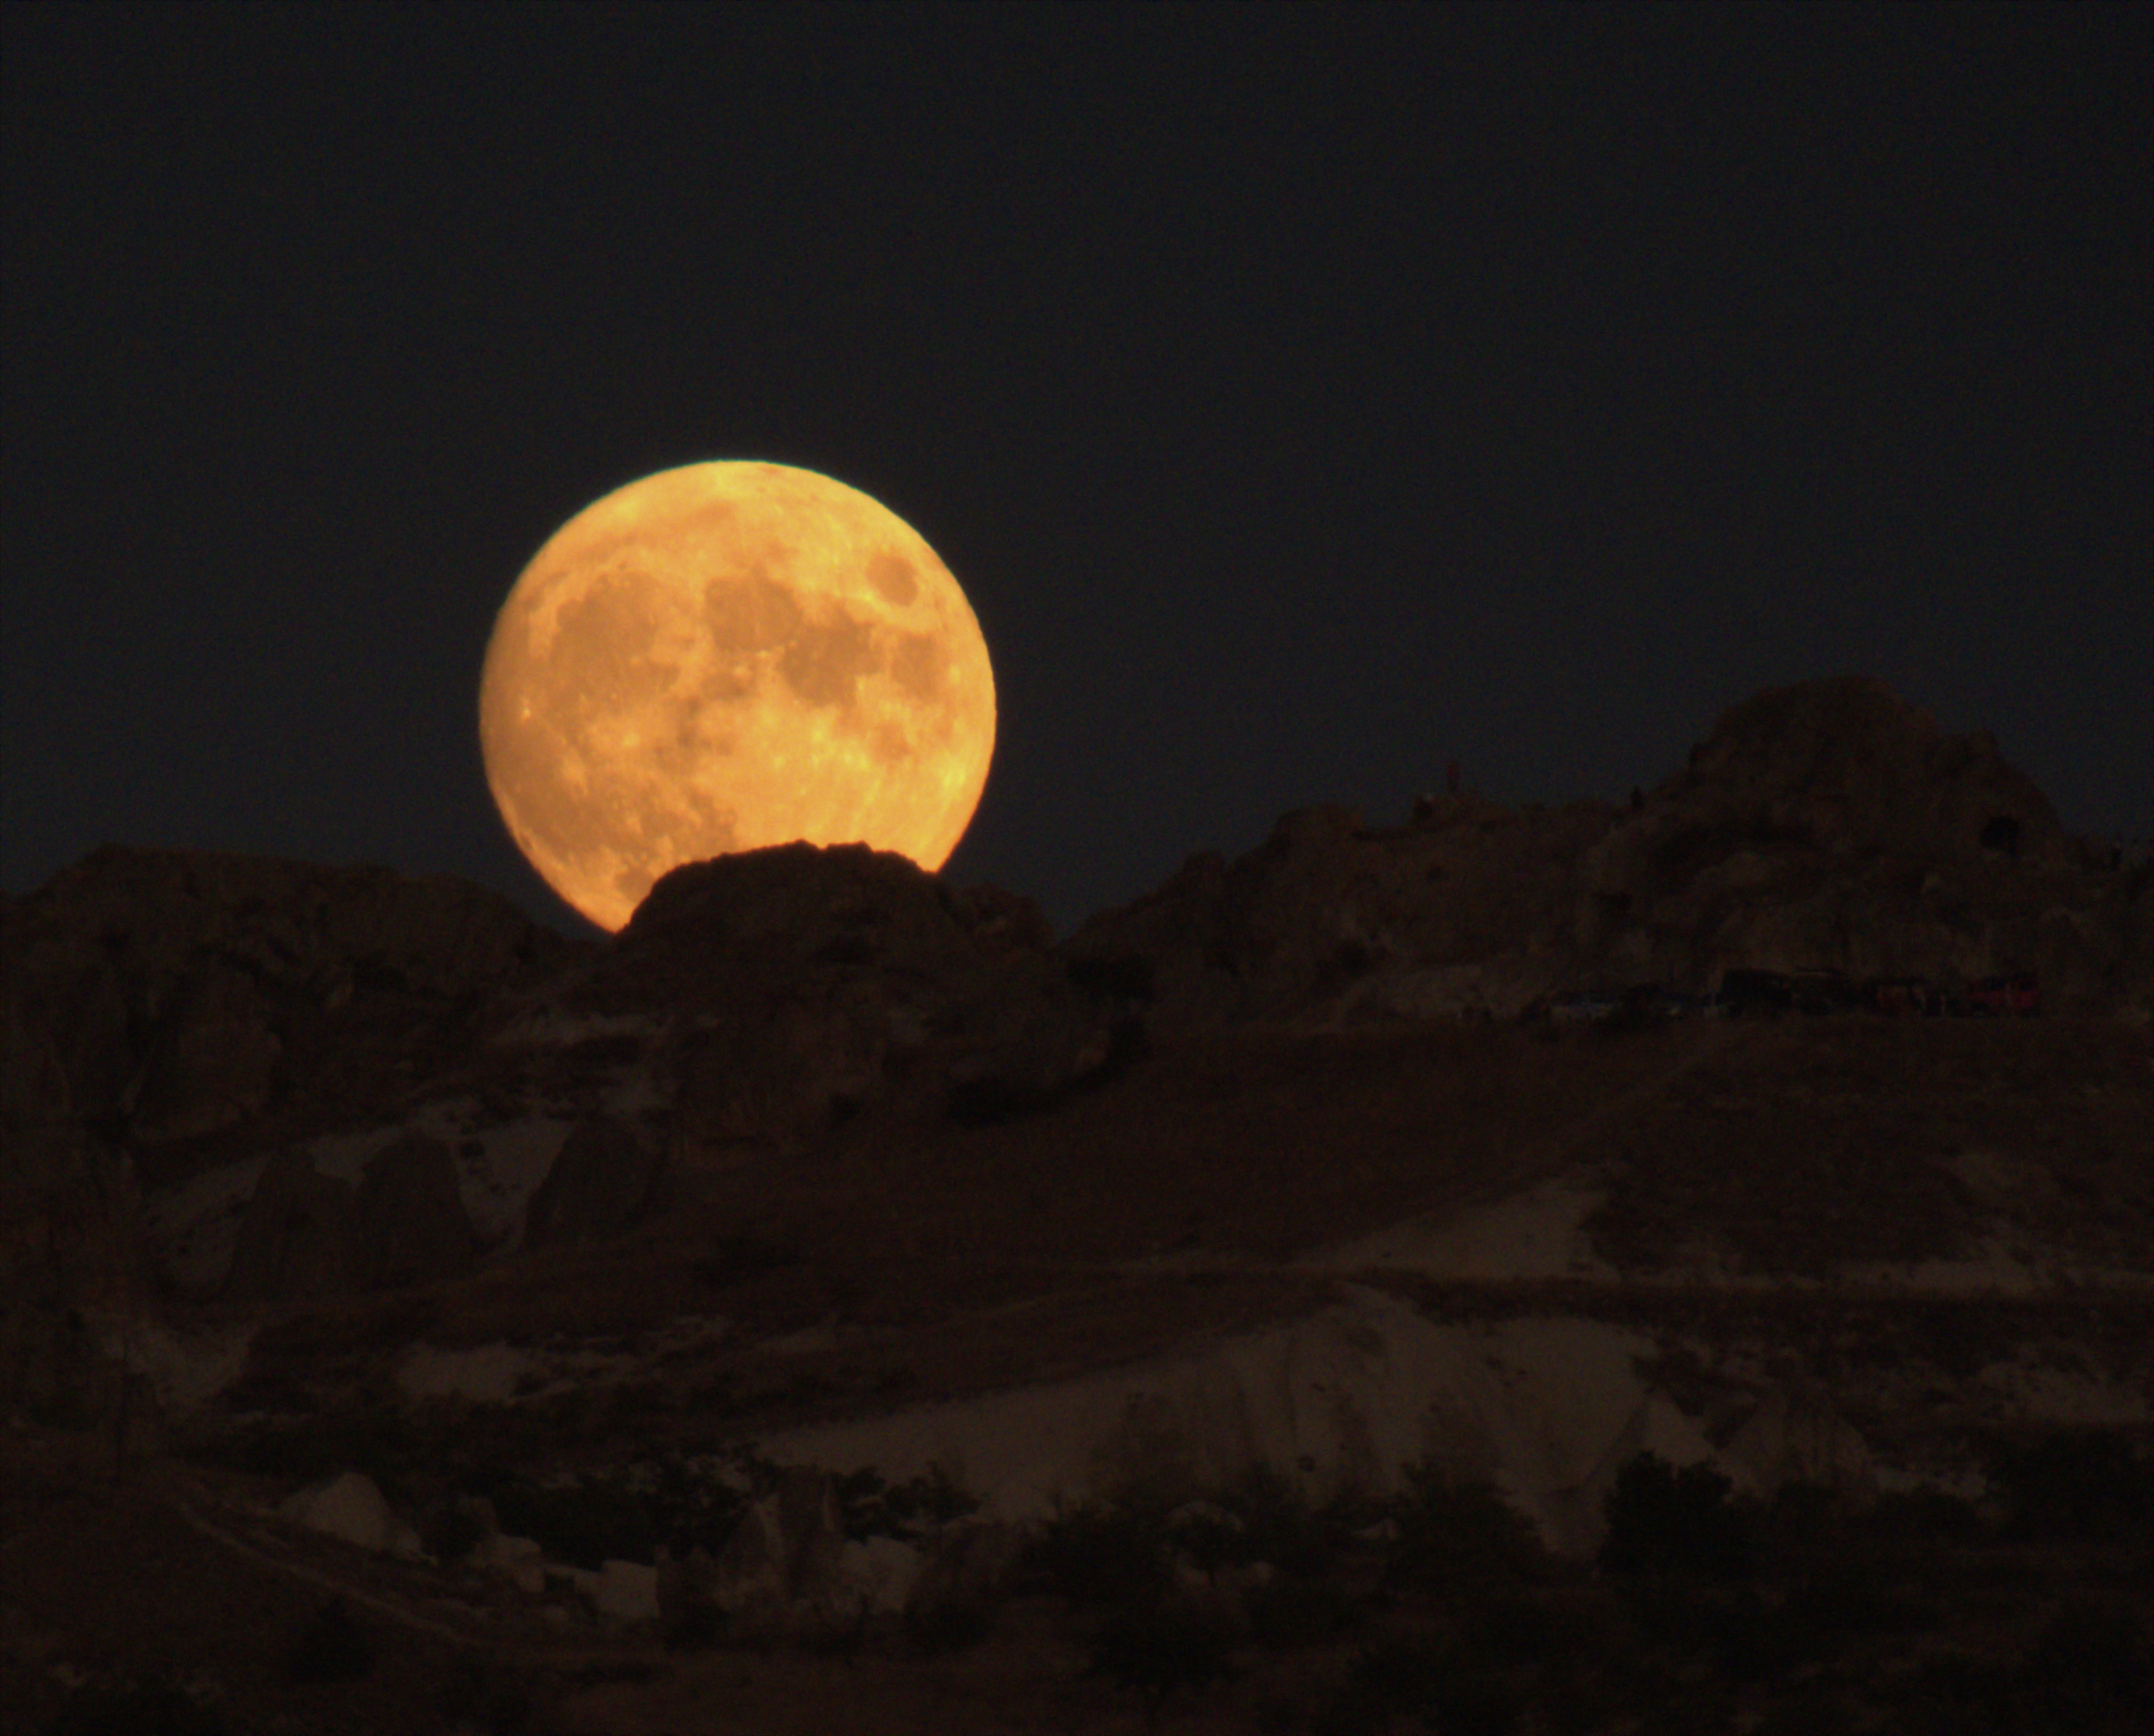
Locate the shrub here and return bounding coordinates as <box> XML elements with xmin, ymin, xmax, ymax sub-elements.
<box><xmin>195</xmin><ymin>1408</ymin><xmax>422</xmax><ymax>1499</ymax></box>
<box><xmin>1244</xmin><ymin>1577</ymin><xmax>1368</xmax><ymax>1651</ymax></box>
<box><xmin>1783</xmin><ymin>1564</ymin><xmax>1939</xmax><ymax>1640</ymax></box>
<box><xmin>1863</xmin><ymin>1486</ymin><xmax>1988</xmax><ymax>1546</ymax></box>
<box><xmin>1087</xmin><ymin>1602</ymin><xmax>1235</xmax><ymax>1726</ymax></box>
<box><xmin>1214</xmin><ymin>1463</ymin><xmax>1359</xmax><ymax>1578</ymax></box>
<box><xmin>1340</xmin><ymin>1634</ymin><xmax>1523</xmax><ymax>1736</ymax></box>
<box><xmin>1990</xmin><ymin>1429</ymin><xmax>2154</xmax><ymax>1545</ymax></box>
<box><xmin>638</xmin><ymin>1452</ymin><xmax>756</xmax><ymax>1557</ymax></box>
<box><xmin>1025</xmin><ymin>1496</ymin><xmax>1172</xmax><ymax>1607</ymax></box>
<box><xmin>436</xmin><ymin>1659</ymin><xmax>532</xmax><ymax>1734</ymax></box>
<box><xmin>1386</xmin><ymin>1464</ymin><xmax>1548</xmax><ymax>1594</ymax></box>
<box><xmin>902</xmin><ymin>1596</ymin><xmax>994</xmax><ymax>1655</ymax></box>
<box><xmin>488</xmin><ymin>1474</ymin><xmax>654</xmax><ymax>1571</ymax></box>
<box><xmin>690</xmin><ymin>1235</ymin><xmax>801</xmax><ymax>1290</ymax></box>
<box><xmin>2016</xmin><ymin>1595</ymin><xmax>2154</xmax><ymax>1726</ymax></box>
<box><xmin>286</xmin><ymin>1598</ymin><xmax>375</xmax><ymax>1684</ymax></box>
<box><xmin>1598</xmin><ymin>1454</ymin><xmax>1756</xmax><ymax>1582</ymax></box>
<box><xmin>50</xmin><ymin>1676</ymin><xmax>227</xmax><ymax>1736</ymax></box>
<box><xmin>421</xmin><ymin>1499</ymin><xmax>489</xmax><ymax>1564</ymax></box>
<box><xmin>1456</xmin><ymin>1589</ymin><xmax>1593</xmax><ymax>1672</ymax></box>
<box><xmin>834</xmin><ymin>1461</ymin><xmax>979</xmax><ymax>1542</ymax></box>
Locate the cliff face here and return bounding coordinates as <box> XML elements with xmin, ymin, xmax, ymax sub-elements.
<box><xmin>1</xmin><ymin>844</ymin><xmax>572</xmax><ymax>1149</ymax></box>
<box><xmin>1</xmin><ymin>849</ymin><xmax>575</xmax><ymax>1426</ymax></box>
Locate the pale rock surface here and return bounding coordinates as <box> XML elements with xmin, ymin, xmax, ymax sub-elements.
<box><xmin>760</xmin><ymin>1287</ymin><xmax>1724</xmax><ymax>1555</ymax></box>
<box><xmin>913</xmin><ymin>1519</ymin><xmax>1028</xmax><ymax>1611</ymax></box>
<box><xmin>775</xmin><ymin>1465</ymin><xmax>848</xmax><ymax>1608</ymax></box>
<box><xmin>281</xmin><ymin>1472</ymin><xmax>421</xmax><ymax>1558</ymax></box>
<box><xmin>1315</xmin><ymin>1173</ymin><xmax>1612</xmax><ymax>1280</ymax></box>
<box><xmin>1721</xmin><ymin>1388</ymin><xmax>1876</xmax><ymax>1498</ymax></box>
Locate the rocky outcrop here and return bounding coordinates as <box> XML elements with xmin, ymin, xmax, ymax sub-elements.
<box><xmin>0</xmin><ymin>1123</ymin><xmax>138</xmax><ymax>1431</ymax></box>
<box><xmin>223</xmin><ymin>1149</ymin><xmax>356</xmax><ymax>1304</ymax></box>
<box><xmin>1059</xmin><ymin>797</ymin><xmax>1619</xmax><ymax>1029</ymax></box>
<box><xmin>1064</xmin><ymin>678</ymin><xmax>2152</xmax><ymax>1020</ymax></box>
<box><xmin>0</xmin><ymin>845</ymin><xmax>570</xmax><ymax>1149</ymax></box>
<box><xmin>666</xmin><ymin>1469</ymin><xmax>955</xmax><ymax>1634</ymax></box>
<box><xmin>1661</xmin><ymin>678</ymin><xmax>2066</xmax><ymax>865</ymax></box>
<box><xmin>944</xmin><ymin>985</ymin><xmax>1142</xmax><ymax>1124</ymax></box>
<box><xmin>757</xmin><ymin>1291</ymin><xmax>1735</xmax><ymax>1555</ymax></box>
<box><xmin>1578</xmin><ymin>678</ymin><xmax>2143</xmax><ymax>1007</ymax></box>
<box><xmin>279</xmin><ymin>1471</ymin><xmax>422</xmax><ymax>1558</ymax></box>
<box><xmin>351</xmin><ymin>1133</ymin><xmax>476</xmax><ymax>1291</ymax></box>
<box><xmin>126</xmin><ymin>966</ymin><xmax>284</xmax><ymax>1143</ymax></box>
<box><xmin>225</xmin><ymin>1135</ymin><xmax>480</xmax><ymax>1301</ymax></box>
<box><xmin>9</xmin><ymin>675</ymin><xmax>2144</xmax><ymax>1415</ymax></box>
<box><xmin>708</xmin><ymin>1465</ymin><xmax>852</xmax><ymax>1623</ymax></box>
<box><xmin>557</xmin><ymin>842</ymin><xmax>1066</xmax><ymax>1155</ymax></box>
<box><xmin>521</xmin><ymin>1114</ymin><xmax>664</xmax><ymax>1250</ymax></box>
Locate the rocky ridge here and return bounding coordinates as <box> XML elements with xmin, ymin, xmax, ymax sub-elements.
<box><xmin>1065</xmin><ymin>676</ymin><xmax>2148</xmax><ymax>1027</ymax></box>
<box><xmin>2</xmin><ymin>679</ymin><xmax>2149</xmax><ymax>1725</ymax></box>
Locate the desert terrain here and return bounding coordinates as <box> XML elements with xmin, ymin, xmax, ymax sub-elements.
<box><xmin>5</xmin><ymin>679</ymin><xmax>2149</xmax><ymax>1733</ymax></box>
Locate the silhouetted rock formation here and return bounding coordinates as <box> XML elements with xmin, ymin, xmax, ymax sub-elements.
<box><xmin>351</xmin><ymin>1132</ymin><xmax>477</xmax><ymax>1291</ymax></box>
<box><xmin>522</xmin><ymin>1114</ymin><xmax>664</xmax><ymax>1249</ymax></box>
<box><xmin>566</xmin><ymin>842</ymin><xmax>1065</xmax><ymax>1155</ymax></box>
<box><xmin>1</xmin><ymin>678</ymin><xmax>2147</xmax><ymax>1469</ymax></box>
<box><xmin>1065</xmin><ymin>676</ymin><xmax>2153</xmax><ymax>1023</ymax></box>
<box><xmin>0</xmin><ymin>845</ymin><xmax>570</xmax><ymax>1149</ymax></box>
<box><xmin>224</xmin><ymin>1148</ymin><xmax>356</xmax><ymax>1304</ymax></box>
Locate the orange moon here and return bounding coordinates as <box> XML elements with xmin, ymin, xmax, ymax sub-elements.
<box><xmin>479</xmin><ymin>462</ymin><xmax>996</xmax><ymax>932</ymax></box>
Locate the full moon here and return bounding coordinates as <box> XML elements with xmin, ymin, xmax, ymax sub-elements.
<box><xmin>479</xmin><ymin>462</ymin><xmax>996</xmax><ymax>932</ymax></box>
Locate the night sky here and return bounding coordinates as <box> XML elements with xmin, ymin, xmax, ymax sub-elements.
<box><xmin>6</xmin><ymin>3</ymin><xmax>2148</xmax><ymax>936</ymax></box>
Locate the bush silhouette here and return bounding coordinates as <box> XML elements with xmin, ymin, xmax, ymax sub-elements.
<box><xmin>1024</xmin><ymin>1496</ymin><xmax>1171</xmax><ymax>1607</ymax></box>
<box><xmin>1386</xmin><ymin>1464</ymin><xmax>1547</xmax><ymax>1593</ymax></box>
<box><xmin>1087</xmin><ymin>1601</ymin><xmax>1234</xmax><ymax>1727</ymax></box>
<box><xmin>51</xmin><ymin>1676</ymin><xmax>228</xmax><ymax>1736</ymax></box>
<box><xmin>834</xmin><ymin>1461</ymin><xmax>979</xmax><ymax>1541</ymax></box>
<box><xmin>1245</xmin><ymin>1576</ymin><xmax>1368</xmax><ymax>1650</ymax></box>
<box><xmin>1339</xmin><ymin>1634</ymin><xmax>1523</xmax><ymax>1736</ymax></box>
<box><xmin>489</xmin><ymin>1474</ymin><xmax>654</xmax><ymax>1570</ymax></box>
<box><xmin>286</xmin><ymin>1597</ymin><xmax>375</xmax><ymax>1684</ymax></box>
<box><xmin>1990</xmin><ymin>1429</ymin><xmax>2154</xmax><ymax>1544</ymax></box>
<box><xmin>1598</xmin><ymin>1454</ymin><xmax>1755</xmax><ymax>1582</ymax></box>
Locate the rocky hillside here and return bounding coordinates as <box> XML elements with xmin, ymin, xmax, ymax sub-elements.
<box><xmin>3</xmin><ymin>677</ymin><xmax>2149</xmax><ymax>1734</ymax></box>
<box><xmin>1065</xmin><ymin>676</ymin><xmax>2151</xmax><ymax>1026</ymax></box>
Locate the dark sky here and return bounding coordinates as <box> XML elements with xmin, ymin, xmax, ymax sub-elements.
<box><xmin>6</xmin><ymin>3</ymin><xmax>2149</xmax><ymax>936</ymax></box>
